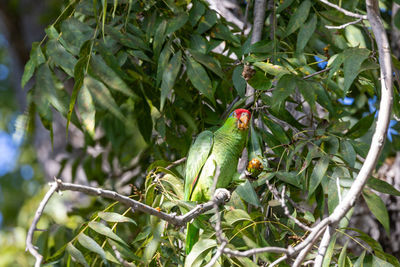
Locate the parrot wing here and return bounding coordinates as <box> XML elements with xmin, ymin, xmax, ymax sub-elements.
<box><xmin>184</xmin><ymin>130</ymin><xmax>214</xmax><ymax>201</ymax></box>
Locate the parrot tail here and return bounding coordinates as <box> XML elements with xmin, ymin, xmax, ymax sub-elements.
<box><xmin>185</xmin><ymin>222</ymin><xmax>199</xmax><ymax>254</ymax></box>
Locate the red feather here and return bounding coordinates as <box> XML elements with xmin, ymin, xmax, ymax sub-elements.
<box><xmin>233</xmin><ymin>108</ymin><xmax>251</xmax><ymax>119</ymax></box>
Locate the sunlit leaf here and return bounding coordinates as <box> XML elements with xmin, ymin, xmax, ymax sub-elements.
<box><xmin>66</xmin><ymin>243</ymin><xmax>89</xmax><ymax>267</ymax></box>
<box><xmin>88</xmin><ymin>221</ymin><xmax>128</xmax><ymax>246</ymax></box>
<box><xmin>184</xmin><ymin>239</ymin><xmax>217</xmax><ymax>267</ymax></box>
<box><xmin>98</xmin><ymin>212</ymin><xmax>137</xmax><ymax>224</ymax></box>
<box><xmin>77</xmin><ymin>233</ymin><xmax>107</xmax><ymax>262</ymax></box>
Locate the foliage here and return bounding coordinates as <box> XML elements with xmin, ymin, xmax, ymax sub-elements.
<box><xmin>19</xmin><ymin>0</ymin><xmax>400</xmax><ymax>266</ymax></box>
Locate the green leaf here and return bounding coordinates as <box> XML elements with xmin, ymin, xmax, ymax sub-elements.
<box><xmin>105</xmin><ymin>26</ymin><xmax>149</xmax><ymax>51</ymax></box>
<box><xmin>189</xmin><ymin>0</ymin><xmax>206</xmax><ymax>26</ymax></box>
<box><xmin>276</xmin><ymin>0</ymin><xmax>294</xmax><ymax>13</ymax></box>
<box><xmin>77</xmin><ymin>233</ymin><xmax>107</xmax><ymax>262</ymax></box>
<box><xmin>77</xmin><ymin>83</ymin><xmax>95</xmax><ymax>138</ymax></box>
<box><xmin>90</xmin><ymin>55</ymin><xmax>138</xmax><ymax>99</ymax></box>
<box><xmin>262</xmin><ymin>115</ymin><xmax>290</xmax><ymax>144</ymax></box>
<box><xmin>212</xmin><ymin>24</ymin><xmax>240</xmax><ymax>45</ymax></box>
<box><xmin>246</xmin><ymin>39</ymin><xmax>274</xmax><ymax>54</ymax></box>
<box><xmin>271</xmin><ymin>74</ymin><xmax>296</xmax><ymax>110</ymax></box>
<box><xmin>88</xmin><ymin>221</ymin><xmax>128</xmax><ymax>246</ymax></box>
<box><xmin>98</xmin><ymin>212</ymin><xmax>137</xmax><ymax>224</ymax></box>
<box><xmin>127</xmin><ymin>50</ymin><xmax>152</xmax><ymax>62</ymax></box>
<box><xmin>232</xmin><ymin>66</ymin><xmax>246</xmax><ymax>97</ymax></box>
<box><xmin>108</xmin><ymin>239</ymin><xmax>142</xmax><ymax>262</ymax></box>
<box><xmin>247</xmin><ymin>71</ymin><xmax>272</xmax><ymax>91</ymax></box>
<box><xmin>339</xmin><ymin>140</ymin><xmax>356</xmax><ymax>167</ymax></box>
<box><xmin>84</xmin><ymin>76</ymin><xmax>124</xmax><ymax>121</ymax></box>
<box><xmin>367</xmin><ymin>177</ymin><xmax>400</xmax><ymax>196</ymax></box>
<box><xmin>338</xmin><ymin>240</ymin><xmax>349</xmax><ymax>267</ymax></box>
<box><xmin>190</xmin><ymin>35</ymin><xmax>207</xmax><ymax>54</ymax></box>
<box><xmin>309</xmin><ymin>156</ymin><xmax>330</xmax><ymax>196</ymax></box>
<box><xmin>166</xmin><ymin>13</ymin><xmax>188</xmax><ymax>34</ymax></box>
<box><xmin>143</xmin><ymin>220</ymin><xmax>165</xmax><ymax>262</ymax></box>
<box><xmin>66</xmin><ymin>243</ymin><xmax>89</xmax><ymax>267</ymax></box>
<box><xmin>36</xmin><ymin>64</ymin><xmax>76</xmax><ymax>123</ymax></box>
<box><xmin>253</xmin><ymin>62</ymin><xmax>290</xmax><ymax>76</ymax></box>
<box><xmin>160</xmin><ymin>50</ymin><xmax>182</xmax><ymax>110</ymax></box>
<box><xmin>276</xmin><ymin>171</ymin><xmax>302</xmax><ymax>188</ymax></box>
<box><xmin>225</xmin><ymin>209</ymin><xmax>253</xmax><ymax>225</ymax></box>
<box><xmin>190</xmin><ymin>50</ymin><xmax>224</xmax><ymax>78</ymax></box>
<box><xmin>296</xmin><ymin>79</ymin><xmax>316</xmax><ymax>111</ymax></box>
<box><xmin>156</xmin><ymin>41</ymin><xmax>172</xmax><ymax>87</ymax></box>
<box><xmin>353</xmin><ymin>251</ymin><xmax>366</xmax><ymax>267</ymax></box>
<box><xmin>346</xmin><ymin>112</ymin><xmax>375</xmax><ymax>139</ymax></box>
<box><xmin>395</xmin><ymin>10</ymin><xmax>400</xmax><ymax>30</ymax></box>
<box><xmin>235</xmin><ymin>180</ymin><xmax>261</xmax><ymax>207</ymax></box>
<box><xmin>196</xmin><ymin>9</ymin><xmax>217</xmax><ymax>34</ymax></box>
<box><xmin>67</xmin><ymin>40</ymin><xmax>91</xmax><ymax>133</ymax></box>
<box><xmin>185</xmin><ymin>239</ymin><xmax>217</xmax><ymax>267</ymax></box>
<box><xmin>363</xmin><ymin>189</ymin><xmax>390</xmax><ymax>234</ymax></box>
<box><xmin>46</xmin><ymin>39</ymin><xmax>77</xmax><ymax>76</ymax></box>
<box><xmin>60</xmin><ymin>18</ymin><xmax>93</xmax><ymax>55</ymax></box>
<box><xmin>296</xmin><ymin>13</ymin><xmax>317</xmax><ymax>53</ymax></box>
<box><xmin>373</xmin><ymin>255</ymin><xmax>396</xmax><ymax>267</ymax></box>
<box><xmin>285</xmin><ymin>0</ymin><xmax>312</xmax><ymax>36</ymax></box>
<box><xmin>21</xmin><ymin>42</ymin><xmax>45</xmax><ymax>87</ymax></box>
<box><xmin>136</xmin><ymin>96</ymin><xmax>153</xmax><ymax>143</ymax></box>
<box><xmin>153</xmin><ymin>20</ymin><xmax>167</xmax><ymax>57</ymax></box>
<box><xmin>186</xmin><ymin>56</ymin><xmax>215</xmax><ymax>104</ymax></box>
<box><xmin>342</xmin><ymin>48</ymin><xmax>370</xmax><ymax>94</ymax></box>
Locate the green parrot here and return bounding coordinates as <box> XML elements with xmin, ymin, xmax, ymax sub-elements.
<box><xmin>184</xmin><ymin>108</ymin><xmax>251</xmax><ymax>254</ymax></box>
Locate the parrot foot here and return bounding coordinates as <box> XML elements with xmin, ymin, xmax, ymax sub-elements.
<box><xmin>213</xmin><ymin>188</ymin><xmax>231</xmax><ymax>203</ymax></box>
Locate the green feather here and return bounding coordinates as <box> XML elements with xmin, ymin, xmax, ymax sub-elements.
<box><xmin>184</xmin><ymin>115</ymin><xmax>249</xmax><ymax>254</ymax></box>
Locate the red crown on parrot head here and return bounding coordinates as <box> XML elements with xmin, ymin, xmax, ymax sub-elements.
<box><xmin>233</xmin><ymin>109</ymin><xmax>251</xmax><ymax>119</ymax></box>
<box><xmin>233</xmin><ymin>109</ymin><xmax>251</xmax><ymax>130</ymax></box>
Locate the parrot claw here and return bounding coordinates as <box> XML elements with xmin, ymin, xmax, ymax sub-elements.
<box><xmin>213</xmin><ymin>188</ymin><xmax>231</xmax><ymax>203</ymax></box>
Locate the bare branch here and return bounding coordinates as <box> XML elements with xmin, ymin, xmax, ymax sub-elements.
<box><xmin>266</xmin><ymin>181</ymin><xmax>311</xmax><ymax>231</ymax></box>
<box><xmin>325</xmin><ymin>18</ymin><xmax>363</xmax><ymax>29</ymax></box>
<box><xmin>269</xmin><ymin>255</ymin><xmax>288</xmax><ymax>267</ymax></box>
<box><xmin>313</xmin><ymin>226</ymin><xmax>333</xmax><ymax>267</ymax></box>
<box><xmin>319</xmin><ymin>0</ymin><xmax>367</xmax><ymax>19</ymax></box>
<box><xmin>166</xmin><ymin>157</ymin><xmax>186</xmax><ymax>170</ymax></box>
<box><xmin>245</xmin><ymin>0</ymin><xmax>267</xmax><ymax>106</ymax></box>
<box><xmin>222</xmin><ymin>246</ymin><xmax>290</xmax><ymax>257</ymax></box>
<box><xmin>303</xmin><ymin>67</ymin><xmax>332</xmax><ymax>80</ymax></box>
<box><xmin>329</xmin><ymin>0</ymin><xmax>392</xmax><ymax>225</ymax></box>
<box><xmin>26</xmin><ymin>178</ymin><xmax>232</xmax><ymax>264</ymax></box>
<box><xmin>26</xmin><ymin>182</ymin><xmax>58</xmax><ymax>267</ymax></box>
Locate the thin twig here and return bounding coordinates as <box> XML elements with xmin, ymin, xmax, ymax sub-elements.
<box><xmin>303</xmin><ymin>67</ymin><xmax>332</xmax><ymax>80</ymax></box>
<box><xmin>166</xmin><ymin>157</ymin><xmax>186</xmax><ymax>170</ymax></box>
<box><xmin>325</xmin><ymin>18</ymin><xmax>363</xmax><ymax>29</ymax></box>
<box><xmin>319</xmin><ymin>0</ymin><xmax>367</xmax><ymax>19</ymax></box>
<box><xmin>266</xmin><ymin>182</ymin><xmax>311</xmax><ymax>231</ymax></box>
<box><xmin>26</xmin><ymin>182</ymin><xmax>58</xmax><ymax>267</ymax></box>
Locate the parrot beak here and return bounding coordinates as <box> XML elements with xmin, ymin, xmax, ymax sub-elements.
<box><xmin>237</xmin><ymin>113</ymin><xmax>250</xmax><ymax>130</ymax></box>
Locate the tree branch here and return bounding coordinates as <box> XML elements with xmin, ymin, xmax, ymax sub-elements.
<box><xmin>26</xmin><ymin>182</ymin><xmax>58</xmax><ymax>267</ymax></box>
<box><xmin>319</xmin><ymin>0</ymin><xmax>367</xmax><ymax>19</ymax></box>
<box><xmin>26</xmin><ymin>178</ymin><xmax>231</xmax><ymax>264</ymax></box>
<box><xmin>245</xmin><ymin>0</ymin><xmax>267</xmax><ymax>106</ymax></box>
<box><xmin>325</xmin><ymin>18</ymin><xmax>363</xmax><ymax>29</ymax></box>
